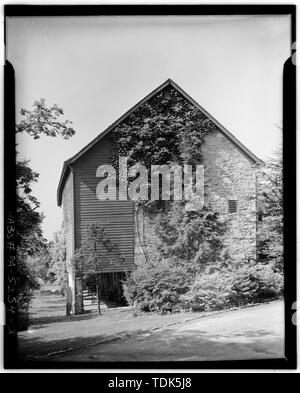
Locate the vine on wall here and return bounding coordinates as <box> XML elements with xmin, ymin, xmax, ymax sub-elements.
<box><xmin>112</xmin><ymin>85</ymin><xmax>216</xmax><ymax>212</ymax></box>
<box><xmin>111</xmin><ymin>86</ymin><xmax>225</xmax><ymax>268</ymax></box>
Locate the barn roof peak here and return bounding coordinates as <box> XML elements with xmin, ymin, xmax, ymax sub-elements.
<box><xmin>57</xmin><ymin>78</ymin><xmax>262</xmax><ymax>206</ymax></box>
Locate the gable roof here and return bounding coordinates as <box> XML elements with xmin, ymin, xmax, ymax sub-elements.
<box><xmin>57</xmin><ymin>78</ymin><xmax>263</xmax><ymax>206</ymax></box>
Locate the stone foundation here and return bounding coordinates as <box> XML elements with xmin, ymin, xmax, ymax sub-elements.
<box><xmin>75</xmin><ymin>277</ymin><xmax>84</xmax><ymax>314</ymax></box>
<box><xmin>68</xmin><ymin>268</ymin><xmax>84</xmax><ymax>315</ymax></box>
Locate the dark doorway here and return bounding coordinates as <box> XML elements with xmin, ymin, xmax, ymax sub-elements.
<box><xmin>83</xmin><ymin>272</ymin><xmax>128</xmax><ymax>308</ymax></box>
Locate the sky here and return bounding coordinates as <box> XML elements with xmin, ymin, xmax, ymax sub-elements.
<box><xmin>6</xmin><ymin>15</ymin><xmax>291</xmax><ymax>241</ymax></box>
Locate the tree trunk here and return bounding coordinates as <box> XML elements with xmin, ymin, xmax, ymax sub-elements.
<box><xmin>96</xmin><ymin>274</ymin><xmax>101</xmax><ymax>316</ymax></box>
<box><xmin>135</xmin><ymin>204</ymin><xmax>150</xmax><ymax>265</ymax></box>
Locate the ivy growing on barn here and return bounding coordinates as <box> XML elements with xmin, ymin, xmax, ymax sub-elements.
<box><xmin>111</xmin><ymin>86</ymin><xmax>227</xmax><ymax>270</ymax></box>
<box><xmin>112</xmin><ymin>86</ymin><xmax>217</xmax><ymax>203</ymax></box>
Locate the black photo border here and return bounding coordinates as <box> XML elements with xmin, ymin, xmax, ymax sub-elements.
<box><xmin>3</xmin><ymin>4</ymin><xmax>297</xmax><ymax>370</ymax></box>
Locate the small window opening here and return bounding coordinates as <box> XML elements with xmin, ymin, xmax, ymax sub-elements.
<box><xmin>228</xmin><ymin>200</ymin><xmax>238</xmax><ymax>213</ymax></box>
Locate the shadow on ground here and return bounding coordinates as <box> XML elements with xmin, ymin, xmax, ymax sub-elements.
<box><xmin>18</xmin><ymin>322</ymin><xmax>283</xmax><ymax>363</ymax></box>
<box><xmin>19</xmin><ymin>324</ymin><xmax>283</xmax><ymax>363</ymax></box>
<box><xmin>74</xmin><ymin>326</ymin><xmax>283</xmax><ymax>362</ymax></box>
<box><xmin>29</xmin><ymin>310</ymin><xmax>97</xmax><ymax>326</ymax></box>
<box><xmin>17</xmin><ymin>329</ymin><xmax>140</xmax><ymax>362</ymax></box>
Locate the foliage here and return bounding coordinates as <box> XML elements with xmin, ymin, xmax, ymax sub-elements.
<box><xmin>73</xmin><ymin>224</ymin><xmax>123</xmax><ymax>278</ymax></box>
<box><xmin>72</xmin><ymin>223</ymin><xmax>123</xmax><ymax>315</ymax></box>
<box><xmin>118</xmin><ymin>89</ymin><xmax>283</xmax><ymax>315</ymax></box>
<box><xmin>16</xmin><ymin>255</ymin><xmax>40</xmax><ymax>331</ymax></box>
<box><xmin>113</xmin><ymin>86</ymin><xmax>215</xmax><ymax>166</ymax></box>
<box><xmin>154</xmin><ymin>203</ymin><xmax>229</xmax><ymax>274</ymax></box>
<box><xmin>123</xmin><ymin>258</ymin><xmax>283</xmax><ymax>314</ymax></box>
<box><xmin>180</xmin><ymin>263</ymin><xmax>284</xmax><ymax>312</ymax></box>
<box><xmin>257</xmin><ymin>152</ymin><xmax>283</xmax><ymax>271</ymax></box>
<box><xmin>112</xmin><ymin>85</ymin><xmax>227</xmax><ymax>270</ymax></box>
<box><xmin>26</xmin><ymin>247</ymin><xmax>52</xmax><ymax>283</ymax></box>
<box><xmin>112</xmin><ymin>86</ymin><xmax>216</xmax><ymax>213</ymax></box>
<box><xmin>48</xmin><ymin>231</ymin><xmax>68</xmax><ymax>293</ymax></box>
<box><xmin>122</xmin><ymin>260</ymin><xmax>191</xmax><ymax>313</ymax></box>
<box><xmin>16</xmin><ymin>98</ymin><xmax>75</xmax><ymax>140</ymax></box>
<box><xmin>125</xmin><ymin>200</ymin><xmax>230</xmax><ymax>306</ymax></box>
<box><xmin>16</xmin><ymin>159</ymin><xmax>45</xmax><ymax>253</ymax></box>
<box><xmin>16</xmin><ymin>159</ymin><xmax>45</xmax><ymax>330</ymax></box>
<box><xmin>15</xmin><ymin>99</ymin><xmax>75</xmax><ymax>329</ymax></box>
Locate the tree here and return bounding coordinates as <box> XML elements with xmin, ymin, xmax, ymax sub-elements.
<box><xmin>15</xmin><ymin>159</ymin><xmax>46</xmax><ymax>330</ymax></box>
<box><xmin>16</xmin><ymin>99</ymin><xmax>75</xmax><ymax>250</ymax></box>
<box><xmin>257</xmin><ymin>151</ymin><xmax>283</xmax><ymax>272</ymax></box>
<box><xmin>48</xmin><ymin>231</ymin><xmax>68</xmax><ymax>293</ymax></box>
<box><xmin>16</xmin><ymin>159</ymin><xmax>45</xmax><ymax>251</ymax></box>
<box><xmin>26</xmin><ymin>247</ymin><xmax>52</xmax><ymax>284</ymax></box>
<box><xmin>73</xmin><ymin>224</ymin><xmax>123</xmax><ymax>315</ymax></box>
<box><xmin>16</xmin><ymin>99</ymin><xmax>75</xmax><ymax>329</ymax></box>
<box><xmin>16</xmin><ymin>98</ymin><xmax>75</xmax><ymax>139</ymax></box>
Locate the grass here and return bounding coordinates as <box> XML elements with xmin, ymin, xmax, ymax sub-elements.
<box><xmin>17</xmin><ymin>291</ymin><xmax>204</xmax><ymax>361</ymax></box>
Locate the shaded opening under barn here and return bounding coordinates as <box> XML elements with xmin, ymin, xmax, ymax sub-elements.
<box><xmin>83</xmin><ymin>272</ymin><xmax>128</xmax><ymax>309</ymax></box>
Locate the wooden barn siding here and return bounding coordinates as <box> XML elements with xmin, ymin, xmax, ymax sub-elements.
<box><xmin>62</xmin><ymin>171</ymin><xmax>74</xmax><ymax>265</ymax></box>
<box><xmin>73</xmin><ymin>134</ymin><xmax>135</xmax><ymax>273</ymax></box>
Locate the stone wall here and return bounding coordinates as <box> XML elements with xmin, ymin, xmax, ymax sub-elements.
<box><xmin>75</xmin><ymin>277</ymin><xmax>84</xmax><ymax>314</ymax></box>
<box><xmin>67</xmin><ymin>269</ymin><xmax>84</xmax><ymax>315</ymax></box>
<box><xmin>134</xmin><ymin>129</ymin><xmax>258</xmax><ymax>264</ymax></box>
<box><xmin>202</xmin><ymin>129</ymin><xmax>258</xmax><ymax>261</ymax></box>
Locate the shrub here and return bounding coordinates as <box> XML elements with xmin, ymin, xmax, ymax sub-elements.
<box><xmin>16</xmin><ymin>257</ymin><xmax>40</xmax><ymax>331</ymax></box>
<box><xmin>180</xmin><ymin>263</ymin><xmax>283</xmax><ymax>312</ymax></box>
<box><xmin>122</xmin><ymin>260</ymin><xmax>191</xmax><ymax>313</ymax></box>
<box><xmin>228</xmin><ymin>263</ymin><xmax>283</xmax><ymax>304</ymax></box>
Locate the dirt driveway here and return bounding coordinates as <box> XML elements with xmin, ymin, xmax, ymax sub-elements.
<box><xmin>18</xmin><ymin>292</ymin><xmax>284</xmax><ymax>363</ymax></box>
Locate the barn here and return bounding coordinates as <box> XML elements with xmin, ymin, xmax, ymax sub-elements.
<box><xmin>57</xmin><ymin>79</ymin><xmax>262</xmax><ymax>314</ymax></box>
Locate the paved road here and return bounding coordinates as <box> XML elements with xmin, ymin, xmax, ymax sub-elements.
<box><xmin>52</xmin><ymin>301</ymin><xmax>284</xmax><ymax>362</ymax></box>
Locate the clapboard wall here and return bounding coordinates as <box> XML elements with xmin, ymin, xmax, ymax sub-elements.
<box><xmin>72</xmin><ymin>134</ymin><xmax>135</xmax><ymax>273</ymax></box>
<box><xmin>61</xmin><ymin>171</ymin><xmax>74</xmax><ymax>266</ymax></box>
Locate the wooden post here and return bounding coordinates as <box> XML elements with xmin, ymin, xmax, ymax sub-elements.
<box><xmin>96</xmin><ymin>274</ymin><xmax>101</xmax><ymax>316</ymax></box>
